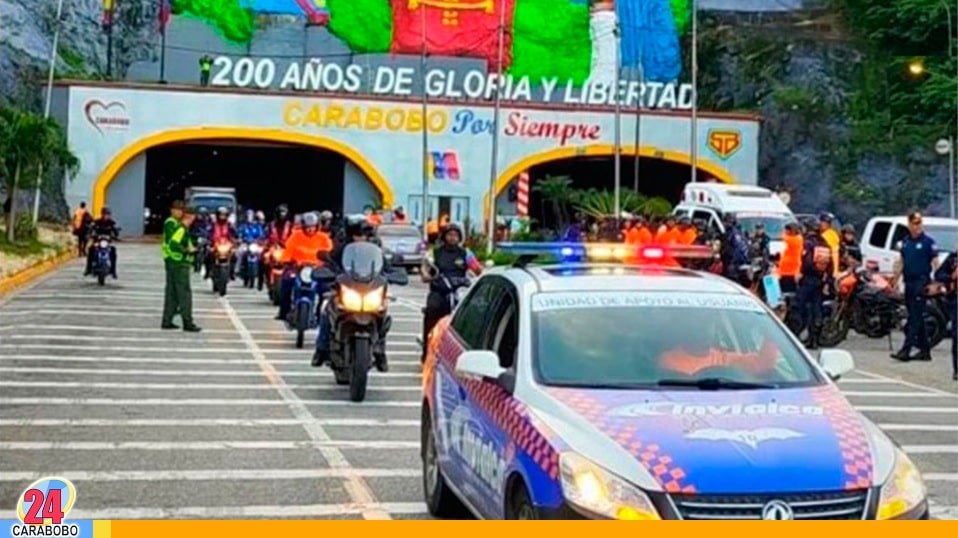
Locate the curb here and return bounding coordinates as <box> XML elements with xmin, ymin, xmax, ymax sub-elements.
<box><xmin>0</xmin><ymin>249</ymin><xmax>76</xmax><ymax>297</ymax></box>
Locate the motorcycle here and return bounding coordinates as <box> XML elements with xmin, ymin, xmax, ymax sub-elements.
<box><xmin>286</xmin><ymin>262</ymin><xmax>321</xmax><ymax>349</ymax></box>
<box><xmin>90</xmin><ymin>235</ymin><xmax>113</xmax><ymax>286</ymax></box>
<box><xmin>313</xmin><ymin>243</ymin><xmax>409</xmax><ymax>402</ymax></box>
<box><xmin>818</xmin><ymin>268</ymin><xmax>946</xmax><ymax>348</ymax></box>
<box><xmin>265</xmin><ymin>246</ymin><xmax>285</xmax><ymax>305</ymax></box>
<box><xmin>211</xmin><ymin>239</ymin><xmax>234</xmax><ymax>296</ymax></box>
<box><xmin>193</xmin><ymin>237</ymin><xmax>209</xmax><ymax>276</ymax></box>
<box><xmin>241</xmin><ymin>241</ymin><xmax>266</xmax><ymax>290</ymax></box>
<box><xmin>415</xmin><ymin>260</ymin><xmax>472</xmax><ymax>359</ymax></box>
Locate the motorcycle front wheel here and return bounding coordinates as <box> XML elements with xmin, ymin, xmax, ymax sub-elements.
<box><xmin>349</xmin><ymin>338</ymin><xmax>371</xmax><ymax>402</ymax></box>
<box><xmin>818</xmin><ymin>315</ymin><xmax>850</xmax><ymax>348</ymax></box>
<box><xmin>294</xmin><ymin>302</ymin><xmax>310</xmax><ymax>349</ymax></box>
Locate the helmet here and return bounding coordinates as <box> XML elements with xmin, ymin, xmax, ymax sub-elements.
<box><xmin>818</xmin><ymin>212</ymin><xmax>834</xmax><ymax>223</ymax></box>
<box><xmin>198</xmin><ymin>206</ymin><xmax>209</xmax><ymax>215</ymax></box>
<box><xmin>216</xmin><ymin>206</ymin><xmax>229</xmax><ymax>217</ymax></box>
<box><xmin>320</xmin><ymin>210</ymin><xmax>333</xmax><ymax>222</ymax></box>
<box><xmin>841</xmin><ymin>223</ymin><xmax>856</xmax><ymax>234</ymax></box>
<box><xmin>441</xmin><ymin>223</ymin><xmax>463</xmax><ymax>242</ymax></box>
<box><xmin>345</xmin><ymin>215</ymin><xmax>367</xmax><ymax>238</ymax></box>
<box><xmin>785</xmin><ymin>221</ymin><xmax>801</xmax><ymax>232</ymax></box>
<box><xmin>722</xmin><ymin>213</ymin><xmax>737</xmax><ymax>226</ymax></box>
<box><xmin>302</xmin><ymin>212</ymin><xmax>319</xmax><ymax>228</ymax></box>
<box><xmin>275</xmin><ymin>204</ymin><xmax>289</xmax><ymax>217</ymax></box>
<box><xmin>803</xmin><ymin>217</ymin><xmax>820</xmax><ymax>232</ymax></box>
<box><xmin>101</xmin><ymin>207</ymin><xmax>111</xmax><ymax>215</ymax></box>
<box><xmin>255</xmin><ymin>210</ymin><xmax>265</xmax><ymax>221</ymax></box>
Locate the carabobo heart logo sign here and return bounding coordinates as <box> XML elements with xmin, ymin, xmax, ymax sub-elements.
<box><xmin>84</xmin><ymin>100</ymin><xmax>130</xmax><ymax>134</ymax></box>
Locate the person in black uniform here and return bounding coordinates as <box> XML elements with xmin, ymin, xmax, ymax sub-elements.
<box><xmin>891</xmin><ymin>212</ymin><xmax>939</xmax><ymax>362</ymax></box>
<box><xmin>796</xmin><ymin>217</ymin><xmax>833</xmax><ymax>350</ymax></box>
<box><xmin>420</xmin><ymin>223</ymin><xmax>483</xmax><ymax>363</ymax></box>
<box><xmin>313</xmin><ymin>216</ymin><xmax>391</xmax><ymax>372</ymax></box>
<box><xmin>84</xmin><ymin>207</ymin><xmax>119</xmax><ymax>278</ymax></box>
<box><xmin>839</xmin><ymin>224</ymin><xmax>862</xmax><ymax>270</ymax></box>
<box><xmin>933</xmin><ymin>248</ymin><xmax>957</xmax><ymax>380</ymax></box>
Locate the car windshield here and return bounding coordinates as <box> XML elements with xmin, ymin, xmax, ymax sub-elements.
<box><xmin>531</xmin><ymin>291</ymin><xmax>823</xmax><ymax>389</ymax></box>
<box><xmin>191</xmin><ymin>196</ymin><xmax>234</xmax><ymax>213</ymax></box>
<box><xmin>341</xmin><ymin>242</ymin><xmax>384</xmax><ymax>280</ymax></box>
<box><xmin>736</xmin><ymin>214</ymin><xmax>788</xmax><ymax>239</ymax></box>
<box><xmin>378</xmin><ymin>226</ymin><xmax>420</xmax><ymax>238</ymax></box>
<box><xmin>924</xmin><ymin>224</ymin><xmax>958</xmax><ymax>250</ymax></box>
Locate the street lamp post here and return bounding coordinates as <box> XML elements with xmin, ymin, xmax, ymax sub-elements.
<box><xmin>613</xmin><ymin>23</ymin><xmax>622</xmax><ymax>224</ymax></box>
<box><xmin>32</xmin><ymin>0</ymin><xmax>67</xmax><ymax>225</ymax></box>
<box><xmin>689</xmin><ymin>0</ymin><xmax>698</xmax><ymax>184</ymax></box>
<box><xmin>936</xmin><ymin>138</ymin><xmax>955</xmax><ymax>218</ymax></box>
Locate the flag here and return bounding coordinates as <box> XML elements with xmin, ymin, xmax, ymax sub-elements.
<box><xmin>159</xmin><ymin>0</ymin><xmax>172</xmax><ymax>32</ymax></box>
<box><xmin>102</xmin><ymin>0</ymin><xmax>115</xmax><ymax>28</ymax></box>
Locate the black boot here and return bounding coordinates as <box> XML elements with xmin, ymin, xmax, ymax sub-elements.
<box><xmin>891</xmin><ymin>347</ymin><xmax>912</xmax><ymax>361</ymax></box>
<box><xmin>913</xmin><ymin>349</ymin><xmax>932</xmax><ymax>361</ymax></box>
<box><xmin>374</xmin><ymin>351</ymin><xmax>389</xmax><ymax>372</ymax></box>
<box><xmin>312</xmin><ymin>349</ymin><xmax>329</xmax><ymax>367</ymax></box>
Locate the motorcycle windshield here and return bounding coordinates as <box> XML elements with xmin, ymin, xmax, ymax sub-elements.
<box><xmin>342</xmin><ymin>242</ymin><xmax>384</xmax><ymax>281</ymax></box>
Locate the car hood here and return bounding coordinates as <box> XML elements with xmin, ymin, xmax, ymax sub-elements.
<box><xmin>542</xmin><ymin>385</ymin><xmax>877</xmax><ymax>494</ymax></box>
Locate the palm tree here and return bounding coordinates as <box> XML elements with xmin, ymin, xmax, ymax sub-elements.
<box><xmin>532</xmin><ymin>174</ymin><xmax>576</xmax><ymax>229</ymax></box>
<box><xmin>573</xmin><ymin>188</ymin><xmax>673</xmax><ymax>219</ymax></box>
<box><xmin>0</xmin><ymin>106</ymin><xmax>79</xmax><ymax>242</ymax></box>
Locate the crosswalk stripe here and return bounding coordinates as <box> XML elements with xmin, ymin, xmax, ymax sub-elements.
<box><xmin>854</xmin><ymin>405</ymin><xmax>958</xmax><ymax>414</ymax></box>
<box><xmin>0</xmin><ymin>469</ymin><xmax>420</xmax><ymax>481</ymax></box>
<box><xmin>878</xmin><ymin>424</ymin><xmax>958</xmax><ymax>432</ymax></box>
<box><xmin>34</xmin><ymin>502</ymin><xmax>429</xmax><ymax>519</ymax></box>
<box><xmin>0</xmin><ymin>398</ymin><xmax>420</xmax><ymax>407</ymax></box>
<box><xmin>0</xmin><ymin>418</ymin><xmax>419</xmax><ymax>427</ymax></box>
<box><xmin>841</xmin><ymin>391</ymin><xmax>955</xmax><ymax>398</ymax></box>
<box><xmin>0</xmin><ymin>344</ymin><xmax>420</xmax><ymax>355</ymax></box>
<box><xmin>0</xmin><ymin>354</ymin><xmax>422</xmax><ymax>362</ymax></box>
<box><xmin>0</xmin><ymin>440</ymin><xmax>418</xmax><ymax>450</ymax></box>
<box><xmin>0</xmin><ymin>381</ymin><xmax>420</xmax><ymax>391</ymax></box>
<box><xmin>0</xmin><ymin>366</ymin><xmax>422</xmax><ymax>377</ymax></box>
<box><xmin>900</xmin><ymin>445</ymin><xmax>958</xmax><ymax>454</ymax></box>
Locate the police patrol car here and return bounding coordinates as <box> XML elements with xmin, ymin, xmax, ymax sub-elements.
<box><xmin>420</xmin><ymin>242</ymin><xmax>929</xmax><ymax>520</ymax></box>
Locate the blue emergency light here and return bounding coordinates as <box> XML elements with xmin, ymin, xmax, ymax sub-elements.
<box><xmin>496</xmin><ymin>242</ymin><xmax>714</xmax><ymax>266</ymax></box>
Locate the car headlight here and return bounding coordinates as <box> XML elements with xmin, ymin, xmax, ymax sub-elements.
<box><xmin>249</xmin><ymin>243</ymin><xmax>263</xmax><ymax>254</ymax></box>
<box><xmin>558</xmin><ymin>452</ymin><xmax>661</xmax><ymax>520</ymax></box>
<box><xmin>339</xmin><ymin>286</ymin><xmax>385</xmax><ymax>312</ymax></box>
<box><xmin>299</xmin><ymin>266</ymin><xmax>314</xmax><ymax>283</ymax></box>
<box><xmin>98</xmin><ymin>240</ymin><xmax>108</xmax><ymax>248</ymax></box>
<box><xmin>877</xmin><ymin>448</ymin><xmax>927</xmax><ymax>520</ymax></box>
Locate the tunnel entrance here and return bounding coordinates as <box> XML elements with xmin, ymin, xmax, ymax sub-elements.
<box><xmin>526</xmin><ymin>155</ymin><xmax>710</xmax><ymax>230</ymax></box>
<box><xmin>143</xmin><ymin>141</ymin><xmax>353</xmax><ymax>234</ymax></box>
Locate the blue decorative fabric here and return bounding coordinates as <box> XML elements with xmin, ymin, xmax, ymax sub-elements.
<box><xmin>617</xmin><ymin>0</ymin><xmax>682</xmax><ymax>82</ymax></box>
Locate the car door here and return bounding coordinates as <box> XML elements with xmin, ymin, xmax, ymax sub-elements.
<box><xmin>432</xmin><ymin>277</ymin><xmax>502</xmax><ymax>504</ymax></box>
<box><xmin>457</xmin><ymin>282</ymin><xmax>521</xmax><ymax>518</ymax></box>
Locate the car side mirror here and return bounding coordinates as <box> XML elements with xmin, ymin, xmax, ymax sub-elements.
<box><xmin>455</xmin><ymin>350</ymin><xmax>506</xmax><ymax>381</ymax></box>
<box><xmin>818</xmin><ymin>349</ymin><xmax>855</xmax><ymax>381</ymax></box>
<box><xmin>387</xmin><ymin>269</ymin><xmax>409</xmax><ymax>286</ymax></box>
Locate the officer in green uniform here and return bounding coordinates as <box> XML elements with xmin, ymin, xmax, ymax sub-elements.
<box><xmin>162</xmin><ymin>201</ymin><xmax>202</xmax><ymax>332</ymax></box>
<box><xmin>199</xmin><ymin>55</ymin><xmax>213</xmax><ymax>86</ymax></box>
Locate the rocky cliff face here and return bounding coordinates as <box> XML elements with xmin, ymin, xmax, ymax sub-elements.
<box><xmin>1</xmin><ymin>3</ymin><xmax>949</xmax><ymax>226</ymax></box>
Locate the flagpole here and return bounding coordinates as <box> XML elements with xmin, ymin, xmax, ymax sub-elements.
<box><xmin>690</xmin><ymin>0</ymin><xmax>698</xmax><ymax>183</ymax></box>
<box><xmin>486</xmin><ymin>0</ymin><xmax>506</xmax><ymax>256</ymax></box>
<box><xmin>612</xmin><ymin>22</ymin><xmax>622</xmax><ymax>225</ymax></box>
<box><xmin>419</xmin><ymin>4</ymin><xmax>429</xmax><ymax>241</ymax></box>
<box><xmin>32</xmin><ymin>0</ymin><xmax>66</xmax><ymax>225</ymax></box>
<box><xmin>633</xmin><ymin>62</ymin><xmax>644</xmax><ymax>193</ymax></box>
<box><xmin>105</xmin><ymin>2</ymin><xmax>114</xmax><ymax>79</ymax></box>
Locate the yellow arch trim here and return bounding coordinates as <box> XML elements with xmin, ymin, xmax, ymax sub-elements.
<box><xmin>482</xmin><ymin>144</ymin><xmax>736</xmax><ymax>220</ymax></box>
<box><xmin>91</xmin><ymin>127</ymin><xmax>394</xmax><ymax>215</ymax></box>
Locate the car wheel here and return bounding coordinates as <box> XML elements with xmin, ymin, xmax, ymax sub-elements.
<box><xmin>508</xmin><ymin>483</ymin><xmax>540</xmax><ymax>520</ymax></box>
<box><xmin>421</xmin><ymin>405</ymin><xmax>465</xmax><ymax>518</ymax></box>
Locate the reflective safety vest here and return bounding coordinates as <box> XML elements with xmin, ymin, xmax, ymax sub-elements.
<box><xmin>162</xmin><ymin>217</ymin><xmax>190</xmax><ymax>263</ymax></box>
<box><xmin>161</xmin><ymin>217</ymin><xmax>177</xmax><ymax>260</ymax></box>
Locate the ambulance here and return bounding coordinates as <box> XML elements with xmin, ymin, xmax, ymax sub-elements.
<box><xmin>672</xmin><ymin>183</ymin><xmax>795</xmax><ymax>255</ymax></box>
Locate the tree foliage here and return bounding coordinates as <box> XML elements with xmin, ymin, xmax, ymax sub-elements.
<box><xmin>0</xmin><ymin>106</ymin><xmax>79</xmax><ymax>242</ymax></box>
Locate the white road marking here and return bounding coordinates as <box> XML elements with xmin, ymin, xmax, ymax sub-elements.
<box><xmin>0</xmin><ymin>334</ymin><xmax>420</xmax><ymax>346</ymax></box>
<box><xmin>841</xmin><ymin>391</ymin><xmax>955</xmax><ymax>398</ymax></box>
<box><xmin>0</xmin><ymin>440</ymin><xmax>418</xmax><ymax>450</ymax></box>
<box><xmin>0</xmin><ymin>354</ymin><xmax>422</xmax><ymax>363</ymax></box>
<box><xmin>0</xmin><ymin>468</ymin><xmax>421</xmax><ymax>482</ymax></box>
<box><xmin>925</xmin><ymin>473</ymin><xmax>958</xmax><ymax>481</ymax></box>
<box><xmin>0</xmin><ymin>418</ymin><xmax>419</xmax><ymax>427</ymax></box>
<box><xmin>0</xmin><ymin>397</ymin><xmax>420</xmax><ymax>407</ymax></box>
<box><xmin>878</xmin><ymin>424</ymin><xmax>958</xmax><ymax>432</ymax></box>
<box><xmin>854</xmin><ymin>405</ymin><xmax>958</xmax><ymax>414</ymax></box>
<box><xmin>37</xmin><ymin>502</ymin><xmax>429</xmax><ymax>519</ymax></box>
<box><xmin>0</xmin><ymin>381</ymin><xmax>420</xmax><ymax>391</ymax></box>
<box><xmin>0</xmin><ymin>344</ymin><xmax>419</xmax><ymax>355</ymax></box>
<box><xmin>856</xmin><ymin>368</ymin><xmax>958</xmax><ymax>397</ymax></box>
<box><xmin>0</xmin><ymin>324</ymin><xmax>422</xmax><ymax>335</ymax></box>
<box><xmin>0</xmin><ymin>366</ymin><xmax>423</xmax><ymax>378</ymax></box>
<box><xmin>837</xmin><ymin>378</ymin><xmax>907</xmax><ymax>384</ymax></box>
<box><xmin>900</xmin><ymin>445</ymin><xmax>958</xmax><ymax>454</ymax></box>
<box><xmin>219</xmin><ymin>295</ymin><xmax>392</xmax><ymax>521</ymax></box>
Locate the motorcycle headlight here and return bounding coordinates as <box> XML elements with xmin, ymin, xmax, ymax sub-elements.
<box><xmin>339</xmin><ymin>286</ymin><xmax>385</xmax><ymax>313</ymax></box>
<box><xmin>558</xmin><ymin>452</ymin><xmax>661</xmax><ymax>520</ymax></box>
<box><xmin>299</xmin><ymin>267</ymin><xmax>314</xmax><ymax>283</ymax></box>
<box><xmin>98</xmin><ymin>240</ymin><xmax>108</xmax><ymax>248</ymax></box>
<box><xmin>877</xmin><ymin>448</ymin><xmax>927</xmax><ymax>519</ymax></box>
<box><xmin>249</xmin><ymin>244</ymin><xmax>263</xmax><ymax>254</ymax></box>
<box><xmin>216</xmin><ymin>244</ymin><xmax>231</xmax><ymax>255</ymax></box>
<box><xmin>272</xmin><ymin>248</ymin><xmax>283</xmax><ymax>260</ymax></box>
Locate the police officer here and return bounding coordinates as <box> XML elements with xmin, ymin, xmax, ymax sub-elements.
<box><xmin>161</xmin><ymin>202</ymin><xmax>201</xmax><ymax>332</ymax></box>
<box><xmin>420</xmin><ymin>224</ymin><xmax>483</xmax><ymax>362</ymax></box>
<box><xmin>891</xmin><ymin>212</ymin><xmax>939</xmax><ymax>362</ymax></box>
<box><xmin>720</xmin><ymin>215</ymin><xmax>750</xmax><ymax>286</ymax></box>
<box><xmin>199</xmin><ymin>55</ymin><xmax>213</xmax><ymax>86</ymax></box>
<box><xmin>839</xmin><ymin>224</ymin><xmax>862</xmax><ymax>270</ymax></box>
<box><xmin>796</xmin><ymin>217</ymin><xmax>833</xmax><ymax>350</ymax></box>
<box><xmin>933</xmin><ymin>248</ymin><xmax>957</xmax><ymax>380</ymax></box>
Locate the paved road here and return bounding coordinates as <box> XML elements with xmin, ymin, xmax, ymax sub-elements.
<box><xmin>0</xmin><ymin>244</ymin><xmax>954</xmax><ymax>520</ymax></box>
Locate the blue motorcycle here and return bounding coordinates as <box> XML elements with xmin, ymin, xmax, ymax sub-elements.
<box><xmin>91</xmin><ymin>235</ymin><xmax>113</xmax><ymax>286</ymax></box>
<box><xmin>241</xmin><ymin>241</ymin><xmax>265</xmax><ymax>290</ymax></box>
<box><xmin>286</xmin><ymin>264</ymin><xmax>320</xmax><ymax>348</ymax></box>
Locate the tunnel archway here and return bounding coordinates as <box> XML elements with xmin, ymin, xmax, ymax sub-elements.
<box><xmin>483</xmin><ymin>145</ymin><xmax>735</xmax><ymax>221</ymax></box>
<box><xmin>92</xmin><ymin>127</ymin><xmax>394</xmax><ymax>218</ymax></box>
